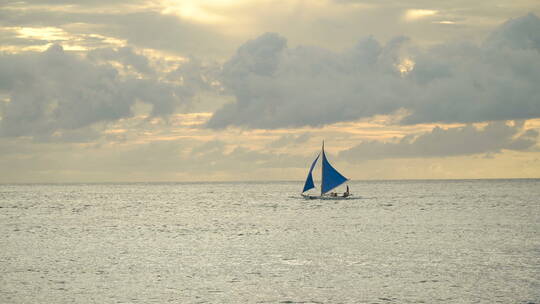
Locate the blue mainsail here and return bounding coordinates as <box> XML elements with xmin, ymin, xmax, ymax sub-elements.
<box><xmin>321</xmin><ymin>149</ymin><xmax>348</xmax><ymax>194</ymax></box>
<box><xmin>302</xmin><ymin>153</ymin><xmax>320</xmax><ymax>193</ymax></box>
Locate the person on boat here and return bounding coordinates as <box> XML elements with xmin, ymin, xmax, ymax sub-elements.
<box><xmin>330</xmin><ymin>192</ymin><xmax>337</xmax><ymax>197</ymax></box>
<box><xmin>343</xmin><ymin>185</ymin><xmax>350</xmax><ymax>197</ymax></box>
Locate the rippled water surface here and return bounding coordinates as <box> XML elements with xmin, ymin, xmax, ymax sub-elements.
<box><xmin>1</xmin><ymin>180</ymin><xmax>539</xmax><ymax>303</ymax></box>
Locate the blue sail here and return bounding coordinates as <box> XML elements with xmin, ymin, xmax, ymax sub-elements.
<box><xmin>321</xmin><ymin>150</ymin><xmax>348</xmax><ymax>194</ymax></box>
<box><xmin>302</xmin><ymin>153</ymin><xmax>320</xmax><ymax>193</ymax></box>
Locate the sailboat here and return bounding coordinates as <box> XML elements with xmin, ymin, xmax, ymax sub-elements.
<box><xmin>301</xmin><ymin>141</ymin><xmax>351</xmax><ymax>199</ymax></box>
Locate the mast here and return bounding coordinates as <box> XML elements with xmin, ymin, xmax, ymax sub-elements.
<box><xmin>321</xmin><ymin>140</ymin><xmax>324</xmax><ymax>196</ymax></box>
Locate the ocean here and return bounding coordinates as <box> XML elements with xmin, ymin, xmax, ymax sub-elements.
<box><xmin>1</xmin><ymin>180</ymin><xmax>539</xmax><ymax>303</ymax></box>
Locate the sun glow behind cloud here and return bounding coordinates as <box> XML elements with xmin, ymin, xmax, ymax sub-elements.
<box><xmin>0</xmin><ymin>27</ymin><xmax>80</xmax><ymax>52</ymax></box>
<box><xmin>396</xmin><ymin>58</ymin><xmax>415</xmax><ymax>75</ymax></box>
<box><xmin>0</xmin><ymin>26</ymin><xmax>129</xmax><ymax>52</ymax></box>
<box><xmin>17</xmin><ymin>27</ymin><xmax>69</xmax><ymax>40</ymax></box>
<box><xmin>404</xmin><ymin>9</ymin><xmax>438</xmax><ymax>21</ymax></box>
<box><xmin>160</xmin><ymin>0</ymin><xmax>247</xmax><ymax>23</ymax></box>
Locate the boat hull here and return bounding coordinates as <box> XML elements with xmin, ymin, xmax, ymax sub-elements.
<box><xmin>301</xmin><ymin>194</ymin><xmax>353</xmax><ymax>200</ymax></box>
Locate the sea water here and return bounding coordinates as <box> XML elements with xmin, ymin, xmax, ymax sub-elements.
<box><xmin>0</xmin><ymin>180</ymin><xmax>539</xmax><ymax>303</ymax></box>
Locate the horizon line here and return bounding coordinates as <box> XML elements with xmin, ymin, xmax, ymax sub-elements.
<box><xmin>1</xmin><ymin>177</ymin><xmax>539</xmax><ymax>185</ymax></box>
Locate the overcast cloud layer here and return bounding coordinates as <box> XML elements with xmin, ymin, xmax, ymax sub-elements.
<box><xmin>340</xmin><ymin>121</ymin><xmax>539</xmax><ymax>160</ymax></box>
<box><xmin>208</xmin><ymin>13</ymin><xmax>540</xmax><ymax>129</ymax></box>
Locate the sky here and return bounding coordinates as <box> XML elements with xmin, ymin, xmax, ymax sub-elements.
<box><xmin>1</xmin><ymin>0</ymin><xmax>540</xmax><ymax>182</ymax></box>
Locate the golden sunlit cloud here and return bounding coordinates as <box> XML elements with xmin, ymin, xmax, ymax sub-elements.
<box><xmin>437</xmin><ymin>20</ymin><xmax>456</xmax><ymax>24</ymax></box>
<box><xmin>0</xmin><ymin>26</ymin><xmax>128</xmax><ymax>53</ymax></box>
<box><xmin>160</xmin><ymin>0</ymin><xmax>247</xmax><ymax>24</ymax></box>
<box><xmin>16</xmin><ymin>26</ymin><xmax>70</xmax><ymax>41</ymax></box>
<box><xmin>396</xmin><ymin>58</ymin><xmax>415</xmax><ymax>75</ymax></box>
<box><xmin>404</xmin><ymin>9</ymin><xmax>438</xmax><ymax>21</ymax></box>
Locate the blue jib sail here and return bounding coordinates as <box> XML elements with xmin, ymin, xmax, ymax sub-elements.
<box><xmin>321</xmin><ymin>150</ymin><xmax>348</xmax><ymax>194</ymax></box>
<box><xmin>302</xmin><ymin>153</ymin><xmax>320</xmax><ymax>193</ymax></box>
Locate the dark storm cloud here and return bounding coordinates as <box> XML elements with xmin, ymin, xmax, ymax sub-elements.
<box><xmin>208</xmin><ymin>14</ymin><xmax>540</xmax><ymax>129</ymax></box>
<box><xmin>339</xmin><ymin>121</ymin><xmax>539</xmax><ymax>160</ymax></box>
<box><xmin>0</xmin><ymin>44</ymin><xmax>207</xmax><ymax>140</ymax></box>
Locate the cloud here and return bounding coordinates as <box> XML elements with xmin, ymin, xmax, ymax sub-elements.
<box><xmin>403</xmin><ymin>13</ymin><xmax>540</xmax><ymax>125</ymax></box>
<box><xmin>100</xmin><ymin>11</ymin><xmax>233</xmax><ymax>57</ymax></box>
<box><xmin>339</xmin><ymin>121</ymin><xmax>539</xmax><ymax>160</ymax></box>
<box><xmin>12</xmin><ymin>0</ymin><xmax>143</xmax><ymax>5</ymax></box>
<box><xmin>485</xmin><ymin>13</ymin><xmax>540</xmax><ymax>50</ymax></box>
<box><xmin>403</xmin><ymin>9</ymin><xmax>438</xmax><ymax>21</ymax></box>
<box><xmin>208</xmin><ymin>13</ymin><xmax>540</xmax><ymax>129</ymax></box>
<box><xmin>207</xmin><ymin>32</ymin><xmax>410</xmax><ymax>129</ymax></box>
<box><xmin>185</xmin><ymin>139</ymin><xmax>305</xmax><ymax>171</ymax></box>
<box><xmin>88</xmin><ymin>46</ymin><xmax>154</xmax><ymax>75</ymax></box>
<box><xmin>0</xmin><ymin>44</ymin><xmax>208</xmax><ymax>140</ymax></box>
<box><xmin>0</xmin><ymin>7</ymin><xmax>234</xmax><ymax>57</ymax></box>
<box><xmin>267</xmin><ymin>133</ymin><xmax>311</xmax><ymax>149</ymax></box>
